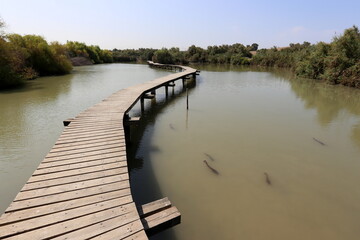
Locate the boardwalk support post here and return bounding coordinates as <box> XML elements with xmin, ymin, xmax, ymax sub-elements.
<box><xmin>141</xmin><ymin>97</ymin><xmax>145</xmax><ymax>113</ymax></box>
<box><xmin>186</xmin><ymin>88</ymin><xmax>189</xmax><ymax>110</ymax></box>
<box><xmin>124</xmin><ymin>114</ymin><xmax>131</xmax><ymax>143</ymax></box>
<box><xmin>165</xmin><ymin>85</ymin><xmax>168</xmax><ymax>98</ymax></box>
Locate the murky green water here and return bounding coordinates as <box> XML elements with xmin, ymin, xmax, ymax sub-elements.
<box><xmin>1</xmin><ymin>64</ymin><xmax>360</xmax><ymax>239</ymax></box>
<box><xmin>0</xmin><ymin>63</ymin><xmax>170</xmax><ymax>214</ymax></box>
<box><xmin>128</xmin><ymin>65</ymin><xmax>360</xmax><ymax>240</ymax></box>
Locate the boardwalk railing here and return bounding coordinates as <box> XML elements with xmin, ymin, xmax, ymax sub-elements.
<box><xmin>0</xmin><ymin>62</ymin><xmax>198</xmax><ymax>239</ymax></box>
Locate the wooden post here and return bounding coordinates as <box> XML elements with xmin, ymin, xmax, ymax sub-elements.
<box><xmin>165</xmin><ymin>85</ymin><xmax>168</xmax><ymax>98</ymax></box>
<box><xmin>151</xmin><ymin>89</ymin><xmax>156</xmax><ymax>95</ymax></box>
<box><xmin>124</xmin><ymin>114</ymin><xmax>131</xmax><ymax>144</ymax></box>
<box><xmin>140</xmin><ymin>97</ymin><xmax>145</xmax><ymax>113</ymax></box>
<box><xmin>186</xmin><ymin>88</ymin><xmax>189</xmax><ymax>110</ymax></box>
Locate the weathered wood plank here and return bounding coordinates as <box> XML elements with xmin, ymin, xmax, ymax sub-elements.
<box><xmin>55</xmin><ymin>133</ymin><xmax>125</xmax><ymax>145</ymax></box>
<box><xmin>142</xmin><ymin>206</ymin><xmax>181</xmax><ymax>236</ymax></box>
<box><xmin>91</xmin><ymin>219</ymin><xmax>144</xmax><ymax>240</ymax></box>
<box><xmin>138</xmin><ymin>197</ymin><xmax>172</xmax><ymax>218</ymax></box>
<box><xmin>1</xmin><ymin>203</ymin><xmax>138</xmax><ymax>239</ymax></box>
<box><xmin>38</xmin><ymin>151</ymin><xmax>126</xmax><ymax>169</ymax></box>
<box><xmin>6</xmin><ymin>181</ymin><xmax>131</xmax><ymax>212</ymax></box>
<box><xmin>51</xmin><ymin>135</ymin><xmax>124</xmax><ymax>150</ymax></box>
<box><xmin>28</xmin><ymin>163</ymin><xmax>127</xmax><ymax>183</ymax></box>
<box><xmin>59</xmin><ymin>127</ymin><xmax>123</xmax><ymax>138</ymax></box>
<box><xmin>0</xmin><ymin>189</ymin><xmax>132</xmax><ymax>227</ymax></box>
<box><xmin>122</xmin><ymin>230</ymin><xmax>149</xmax><ymax>240</ymax></box>
<box><xmin>49</xmin><ymin>139</ymin><xmax>125</xmax><ymax>153</ymax></box>
<box><xmin>63</xmin><ymin>123</ymin><xmax>122</xmax><ymax>133</ymax></box>
<box><xmin>16</xmin><ymin>175</ymin><xmax>128</xmax><ymax>201</ymax></box>
<box><xmin>43</xmin><ymin>146</ymin><xmax>126</xmax><ymax>163</ymax></box>
<box><xmin>0</xmin><ymin>189</ymin><xmax>131</xmax><ymax>226</ymax></box>
<box><xmin>34</xmin><ymin>156</ymin><xmax>125</xmax><ymax>175</ymax></box>
<box><xmin>22</xmin><ymin>170</ymin><xmax>128</xmax><ymax>192</ymax></box>
<box><xmin>51</xmin><ymin>212</ymin><xmax>141</xmax><ymax>240</ymax></box>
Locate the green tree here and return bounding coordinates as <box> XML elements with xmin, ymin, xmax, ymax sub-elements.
<box><xmin>152</xmin><ymin>48</ymin><xmax>174</xmax><ymax>64</ymax></box>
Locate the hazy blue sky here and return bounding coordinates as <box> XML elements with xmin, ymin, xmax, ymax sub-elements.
<box><xmin>0</xmin><ymin>0</ymin><xmax>359</xmax><ymax>50</ymax></box>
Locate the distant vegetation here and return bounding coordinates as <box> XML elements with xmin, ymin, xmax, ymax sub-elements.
<box><xmin>66</xmin><ymin>41</ymin><xmax>113</xmax><ymax>64</ymax></box>
<box><xmin>113</xmin><ymin>43</ymin><xmax>257</xmax><ymax>65</ymax></box>
<box><xmin>0</xmin><ymin>16</ymin><xmax>359</xmax><ymax>89</ymax></box>
<box><xmin>0</xmin><ymin>18</ymin><xmax>113</xmax><ymax>89</ymax></box>
<box><xmin>252</xmin><ymin>26</ymin><xmax>360</xmax><ymax>88</ymax></box>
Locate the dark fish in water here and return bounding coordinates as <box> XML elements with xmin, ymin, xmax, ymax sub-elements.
<box><xmin>264</xmin><ymin>172</ymin><xmax>271</xmax><ymax>185</ymax></box>
<box><xmin>149</xmin><ymin>146</ymin><xmax>160</xmax><ymax>153</ymax></box>
<box><xmin>203</xmin><ymin>160</ymin><xmax>219</xmax><ymax>175</ymax></box>
<box><xmin>204</xmin><ymin>153</ymin><xmax>215</xmax><ymax>161</ymax></box>
<box><xmin>169</xmin><ymin>124</ymin><xmax>176</xmax><ymax>130</ymax></box>
<box><xmin>313</xmin><ymin>137</ymin><xmax>326</xmax><ymax>146</ymax></box>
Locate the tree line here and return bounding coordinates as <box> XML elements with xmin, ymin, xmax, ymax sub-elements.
<box><xmin>113</xmin><ymin>43</ymin><xmax>258</xmax><ymax>65</ymax></box>
<box><xmin>252</xmin><ymin>26</ymin><xmax>360</xmax><ymax>88</ymax></box>
<box><xmin>0</xmin><ymin>19</ymin><xmax>114</xmax><ymax>89</ymax></box>
<box><xmin>1</xmin><ymin>16</ymin><xmax>359</xmax><ymax>89</ymax></box>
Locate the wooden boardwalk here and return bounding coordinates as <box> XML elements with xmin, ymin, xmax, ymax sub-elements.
<box><xmin>0</xmin><ymin>62</ymin><xmax>197</xmax><ymax>239</ymax></box>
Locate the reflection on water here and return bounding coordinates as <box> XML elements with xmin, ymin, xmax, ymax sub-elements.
<box><xmin>129</xmin><ymin>65</ymin><xmax>360</xmax><ymax>240</ymax></box>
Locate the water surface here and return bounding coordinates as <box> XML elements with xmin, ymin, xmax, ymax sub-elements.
<box><xmin>128</xmin><ymin>65</ymin><xmax>360</xmax><ymax>240</ymax></box>
<box><xmin>1</xmin><ymin>63</ymin><xmax>360</xmax><ymax>240</ymax></box>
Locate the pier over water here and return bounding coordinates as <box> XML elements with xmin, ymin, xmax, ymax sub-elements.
<box><xmin>0</xmin><ymin>62</ymin><xmax>198</xmax><ymax>239</ymax></box>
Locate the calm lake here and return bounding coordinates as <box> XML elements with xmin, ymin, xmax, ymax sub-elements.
<box><xmin>1</xmin><ymin>63</ymin><xmax>360</xmax><ymax>239</ymax></box>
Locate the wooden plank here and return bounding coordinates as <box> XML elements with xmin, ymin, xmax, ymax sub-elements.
<box><xmin>0</xmin><ymin>192</ymin><xmax>132</xmax><ymax>226</ymax></box>
<box><xmin>52</xmin><ymin>135</ymin><xmax>124</xmax><ymax>150</ymax></box>
<box><xmin>42</xmin><ymin>146</ymin><xmax>126</xmax><ymax>163</ymax></box>
<box><xmin>138</xmin><ymin>197</ymin><xmax>172</xmax><ymax>218</ymax></box>
<box><xmin>124</xmin><ymin>117</ymin><xmax>141</xmax><ymax>126</ymax></box>
<box><xmin>15</xmin><ymin>175</ymin><xmax>128</xmax><ymax>201</ymax></box>
<box><xmin>1</xmin><ymin>203</ymin><xmax>138</xmax><ymax>240</ymax></box>
<box><xmin>91</xmin><ymin>219</ymin><xmax>144</xmax><ymax>240</ymax></box>
<box><xmin>38</xmin><ymin>151</ymin><xmax>126</xmax><ymax>169</ymax></box>
<box><xmin>64</xmin><ymin>124</ymin><xmax>123</xmax><ymax>130</ymax></box>
<box><xmin>122</xmin><ymin>230</ymin><xmax>149</xmax><ymax>240</ymax></box>
<box><xmin>142</xmin><ymin>206</ymin><xmax>181</xmax><ymax>236</ymax></box>
<box><xmin>6</xmin><ymin>181</ymin><xmax>131</xmax><ymax>212</ymax></box>
<box><xmin>49</xmin><ymin>138</ymin><xmax>125</xmax><ymax>153</ymax></box>
<box><xmin>55</xmin><ymin>133</ymin><xmax>125</xmax><ymax>145</ymax></box>
<box><xmin>59</xmin><ymin>127</ymin><xmax>123</xmax><ymax>138</ymax></box>
<box><xmin>51</xmin><ymin>212</ymin><xmax>141</xmax><ymax>240</ymax></box>
<box><xmin>143</xmin><ymin>93</ymin><xmax>155</xmax><ymax>99</ymax></box>
<box><xmin>67</xmin><ymin>119</ymin><xmax>121</xmax><ymax>125</ymax></box>
<box><xmin>34</xmin><ymin>156</ymin><xmax>125</xmax><ymax>175</ymax></box>
<box><xmin>23</xmin><ymin>170</ymin><xmax>128</xmax><ymax>192</ymax></box>
<box><xmin>63</xmin><ymin>124</ymin><xmax>123</xmax><ymax>133</ymax></box>
<box><xmin>56</xmin><ymin>130</ymin><xmax>124</xmax><ymax>141</ymax></box>
<box><xmin>28</xmin><ymin>162</ymin><xmax>127</xmax><ymax>183</ymax></box>
<box><xmin>0</xmin><ymin>197</ymin><xmax>133</xmax><ymax>237</ymax></box>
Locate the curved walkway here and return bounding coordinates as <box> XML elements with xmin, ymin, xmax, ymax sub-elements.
<box><xmin>0</xmin><ymin>63</ymin><xmax>197</xmax><ymax>239</ymax></box>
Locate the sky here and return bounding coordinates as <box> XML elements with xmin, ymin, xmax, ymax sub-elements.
<box><xmin>0</xmin><ymin>0</ymin><xmax>359</xmax><ymax>50</ymax></box>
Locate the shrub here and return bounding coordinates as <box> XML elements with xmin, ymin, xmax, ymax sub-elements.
<box><xmin>152</xmin><ymin>48</ymin><xmax>174</xmax><ymax>64</ymax></box>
